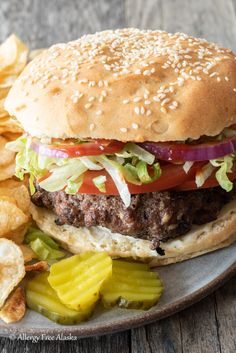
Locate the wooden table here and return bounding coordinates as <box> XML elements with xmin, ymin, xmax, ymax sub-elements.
<box><xmin>0</xmin><ymin>0</ymin><xmax>235</xmax><ymax>352</ymax></box>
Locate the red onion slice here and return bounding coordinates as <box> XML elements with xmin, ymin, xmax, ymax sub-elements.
<box><xmin>140</xmin><ymin>137</ymin><xmax>236</xmax><ymax>161</ymax></box>
<box><xmin>30</xmin><ymin>140</ymin><xmax>70</xmax><ymax>159</ymax></box>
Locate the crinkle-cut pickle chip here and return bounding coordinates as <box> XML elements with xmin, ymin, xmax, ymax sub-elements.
<box><xmin>48</xmin><ymin>252</ymin><xmax>112</xmax><ymax>310</ymax></box>
<box><xmin>100</xmin><ymin>260</ymin><xmax>164</xmax><ymax>310</ymax></box>
<box><xmin>26</xmin><ymin>272</ymin><xmax>92</xmax><ymax>325</ymax></box>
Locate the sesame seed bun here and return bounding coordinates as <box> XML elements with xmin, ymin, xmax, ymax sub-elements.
<box><xmin>4</xmin><ymin>29</ymin><xmax>236</xmax><ymax>142</ymax></box>
<box><xmin>30</xmin><ymin>197</ymin><xmax>236</xmax><ymax>266</ymax></box>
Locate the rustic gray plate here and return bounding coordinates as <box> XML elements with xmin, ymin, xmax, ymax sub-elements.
<box><xmin>0</xmin><ymin>243</ymin><xmax>235</xmax><ymax>338</ymax></box>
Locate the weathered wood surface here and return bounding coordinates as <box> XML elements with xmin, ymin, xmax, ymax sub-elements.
<box><xmin>0</xmin><ymin>0</ymin><xmax>235</xmax><ymax>352</ymax></box>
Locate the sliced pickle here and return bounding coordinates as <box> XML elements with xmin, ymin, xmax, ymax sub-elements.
<box><xmin>48</xmin><ymin>252</ymin><xmax>112</xmax><ymax>310</ymax></box>
<box><xmin>26</xmin><ymin>272</ymin><xmax>92</xmax><ymax>325</ymax></box>
<box><xmin>100</xmin><ymin>260</ymin><xmax>163</xmax><ymax>310</ymax></box>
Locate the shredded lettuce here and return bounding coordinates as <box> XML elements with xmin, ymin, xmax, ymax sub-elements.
<box><xmin>136</xmin><ymin>161</ymin><xmax>161</xmax><ymax>184</ymax></box>
<box><xmin>210</xmin><ymin>154</ymin><xmax>235</xmax><ymax>191</ymax></box>
<box><xmin>65</xmin><ymin>175</ymin><xmax>84</xmax><ymax>195</ymax></box>
<box><xmin>8</xmin><ymin>135</ymin><xmax>236</xmax><ymax>208</ymax></box>
<box><xmin>29</xmin><ymin>238</ymin><xmax>65</xmax><ymax>262</ymax></box>
<box><xmin>7</xmin><ymin>136</ymin><xmax>160</xmax><ymax>207</ymax></box>
<box><xmin>25</xmin><ymin>227</ymin><xmax>60</xmax><ymax>249</ymax></box>
<box><xmin>183</xmin><ymin>161</ymin><xmax>194</xmax><ymax>174</ymax></box>
<box><xmin>116</xmin><ymin>142</ymin><xmax>155</xmax><ymax>165</ymax></box>
<box><xmin>195</xmin><ymin>163</ymin><xmax>215</xmax><ymax>188</ymax></box>
<box><xmin>79</xmin><ymin>156</ymin><xmax>103</xmax><ymax>170</ymax></box>
<box><xmin>39</xmin><ymin>160</ymin><xmax>87</xmax><ymax>192</ymax></box>
<box><xmin>93</xmin><ymin>175</ymin><xmax>107</xmax><ymax>192</ymax></box>
<box><xmin>98</xmin><ymin>156</ymin><xmax>131</xmax><ymax>207</ymax></box>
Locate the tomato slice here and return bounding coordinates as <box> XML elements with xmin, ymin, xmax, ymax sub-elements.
<box><xmin>175</xmin><ymin>163</ymin><xmax>236</xmax><ymax>191</ymax></box>
<box><xmin>78</xmin><ymin>163</ymin><xmax>199</xmax><ymax>195</ymax></box>
<box><xmin>32</xmin><ymin>140</ymin><xmax>125</xmax><ymax>158</ymax></box>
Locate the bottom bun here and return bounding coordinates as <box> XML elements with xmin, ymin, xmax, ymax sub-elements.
<box><xmin>30</xmin><ymin>198</ymin><xmax>236</xmax><ymax>266</ymax></box>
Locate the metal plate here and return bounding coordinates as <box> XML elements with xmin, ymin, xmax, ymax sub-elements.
<box><xmin>0</xmin><ymin>243</ymin><xmax>235</xmax><ymax>338</ymax></box>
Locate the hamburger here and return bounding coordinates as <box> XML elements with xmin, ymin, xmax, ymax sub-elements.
<box><xmin>5</xmin><ymin>29</ymin><xmax>236</xmax><ymax>265</ymax></box>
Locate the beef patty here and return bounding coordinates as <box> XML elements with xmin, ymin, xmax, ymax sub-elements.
<box><xmin>32</xmin><ymin>184</ymin><xmax>234</xmax><ymax>249</ymax></box>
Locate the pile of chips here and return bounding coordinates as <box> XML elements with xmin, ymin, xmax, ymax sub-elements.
<box><xmin>0</xmin><ymin>34</ymin><xmax>31</xmax><ymax>235</ymax></box>
<box><xmin>0</xmin><ymin>35</ymin><xmax>43</xmax><ymax>323</ymax></box>
<box><xmin>0</xmin><ymin>34</ymin><xmax>28</xmax><ymax>135</ymax></box>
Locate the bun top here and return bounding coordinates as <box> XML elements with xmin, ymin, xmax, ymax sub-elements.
<box><xmin>5</xmin><ymin>28</ymin><xmax>236</xmax><ymax>142</ymax></box>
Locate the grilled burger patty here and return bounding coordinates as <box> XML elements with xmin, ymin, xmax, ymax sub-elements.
<box><xmin>32</xmin><ymin>184</ymin><xmax>234</xmax><ymax>249</ymax></box>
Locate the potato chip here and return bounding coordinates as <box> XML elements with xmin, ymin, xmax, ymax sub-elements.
<box><xmin>0</xmin><ymin>34</ymin><xmax>28</xmax><ymax>75</ymax></box>
<box><xmin>0</xmin><ymin>120</ymin><xmax>23</xmax><ymax>134</ymax></box>
<box><xmin>25</xmin><ymin>261</ymin><xmax>48</xmax><ymax>272</ymax></box>
<box><xmin>20</xmin><ymin>244</ymin><xmax>36</xmax><ymax>263</ymax></box>
<box><xmin>0</xmin><ymin>198</ymin><xmax>29</xmax><ymax>236</ymax></box>
<box><xmin>0</xmin><ymin>88</ymin><xmax>10</xmax><ymax>100</ymax></box>
<box><xmin>0</xmin><ymin>35</ymin><xmax>19</xmax><ymax>72</ymax></box>
<box><xmin>0</xmin><ymin>136</ymin><xmax>15</xmax><ymax>167</ymax></box>
<box><xmin>0</xmin><ymin>117</ymin><xmax>11</xmax><ymax>124</ymax></box>
<box><xmin>0</xmin><ymin>75</ymin><xmax>19</xmax><ymax>89</ymax></box>
<box><xmin>0</xmin><ymin>98</ymin><xmax>7</xmax><ymax>117</ymax></box>
<box><xmin>0</xmin><ymin>238</ymin><xmax>25</xmax><ymax>308</ymax></box>
<box><xmin>0</xmin><ymin>178</ymin><xmax>22</xmax><ymax>189</ymax></box>
<box><xmin>29</xmin><ymin>48</ymin><xmax>46</xmax><ymax>61</ymax></box>
<box><xmin>0</xmin><ymin>184</ymin><xmax>30</xmax><ymax>214</ymax></box>
<box><xmin>0</xmin><ymin>287</ymin><xmax>25</xmax><ymax>323</ymax></box>
<box><xmin>0</xmin><ymin>162</ymin><xmax>15</xmax><ymax>181</ymax></box>
<box><xmin>4</xmin><ymin>224</ymin><xmax>28</xmax><ymax>245</ymax></box>
<box><xmin>2</xmin><ymin>132</ymin><xmax>22</xmax><ymax>141</ymax></box>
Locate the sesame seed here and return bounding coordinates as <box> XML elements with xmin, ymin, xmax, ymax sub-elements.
<box><xmin>233</xmin><ymin>88</ymin><xmax>236</xmax><ymax>92</ymax></box>
<box><xmin>85</xmin><ymin>103</ymin><xmax>92</xmax><ymax>109</ymax></box>
<box><xmin>209</xmin><ymin>72</ymin><xmax>217</xmax><ymax>77</ymax></box>
<box><xmin>140</xmin><ymin>106</ymin><xmax>145</xmax><ymax>115</ymax></box>
<box><xmin>132</xmin><ymin>123</ymin><xmax>139</xmax><ymax>129</ymax></box>
<box><xmin>120</xmin><ymin>127</ymin><xmax>127</xmax><ymax>132</ymax></box>
<box><xmin>96</xmin><ymin>110</ymin><xmax>103</xmax><ymax>116</ymax></box>
<box><xmin>78</xmin><ymin>79</ymin><xmax>88</xmax><ymax>84</ymax></box>
<box><xmin>25</xmin><ymin>29</ymin><xmax>234</xmax><ymax>119</ymax></box>
<box><xmin>72</xmin><ymin>97</ymin><xmax>79</xmax><ymax>103</ymax></box>
<box><xmin>88</xmin><ymin>81</ymin><xmax>96</xmax><ymax>87</ymax></box>
<box><xmin>143</xmin><ymin>69</ymin><xmax>152</xmax><ymax>76</ymax></box>
<box><xmin>134</xmin><ymin>107</ymin><xmax>140</xmax><ymax>115</ymax></box>
<box><xmin>161</xmin><ymin>107</ymin><xmax>167</xmax><ymax>113</ymax></box>
<box><xmin>89</xmin><ymin>123</ymin><xmax>95</xmax><ymax>131</ymax></box>
<box><xmin>133</xmin><ymin>96</ymin><xmax>142</xmax><ymax>102</ymax></box>
<box><xmin>161</xmin><ymin>98</ymin><xmax>170</xmax><ymax>106</ymax></box>
<box><xmin>153</xmin><ymin>96</ymin><xmax>160</xmax><ymax>102</ymax></box>
<box><xmin>146</xmin><ymin>109</ymin><xmax>152</xmax><ymax>116</ymax></box>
